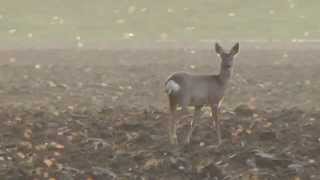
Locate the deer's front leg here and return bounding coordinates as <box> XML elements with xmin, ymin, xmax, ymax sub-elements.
<box><xmin>211</xmin><ymin>104</ymin><xmax>222</xmax><ymax>145</ymax></box>
<box><xmin>169</xmin><ymin>103</ymin><xmax>178</xmax><ymax>145</ymax></box>
<box><xmin>186</xmin><ymin>105</ymin><xmax>202</xmax><ymax>144</ymax></box>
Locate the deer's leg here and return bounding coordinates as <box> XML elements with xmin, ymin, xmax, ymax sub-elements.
<box><xmin>169</xmin><ymin>99</ymin><xmax>178</xmax><ymax>145</ymax></box>
<box><xmin>211</xmin><ymin>104</ymin><xmax>222</xmax><ymax>145</ymax></box>
<box><xmin>186</xmin><ymin>105</ymin><xmax>202</xmax><ymax>144</ymax></box>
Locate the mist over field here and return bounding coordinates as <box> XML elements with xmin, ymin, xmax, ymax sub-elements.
<box><xmin>1</xmin><ymin>0</ymin><xmax>320</xmax><ymax>48</ymax></box>
<box><xmin>0</xmin><ymin>1</ymin><xmax>320</xmax><ymax>180</ymax></box>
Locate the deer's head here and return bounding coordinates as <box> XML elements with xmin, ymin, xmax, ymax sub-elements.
<box><xmin>215</xmin><ymin>42</ymin><xmax>239</xmax><ymax>69</ymax></box>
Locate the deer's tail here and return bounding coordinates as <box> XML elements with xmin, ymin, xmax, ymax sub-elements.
<box><xmin>165</xmin><ymin>79</ymin><xmax>180</xmax><ymax>95</ymax></box>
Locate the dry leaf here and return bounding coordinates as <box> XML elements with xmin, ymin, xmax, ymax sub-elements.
<box><xmin>228</xmin><ymin>12</ymin><xmax>236</xmax><ymax>17</ymax></box>
<box><xmin>55</xmin><ymin>144</ymin><xmax>65</xmax><ymax>149</ymax></box>
<box><xmin>17</xmin><ymin>152</ymin><xmax>26</xmax><ymax>159</ymax></box>
<box><xmin>43</xmin><ymin>172</ymin><xmax>49</xmax><ymax>178</ymax></box>
<box><xmin>77</xmin><ymin>42</ymin><xmax>84</xmax><ymax>48</ymax></box>
<box><xmin>20</xmin><ymin>141</ymin><xmax>32</xmax><ymax>149</ymax></box>
<box><xmin>167</xmin><ymin>8</ymin><xmax>174</xmax><ymax>13</ymax></box>
<box><xmin>292</xmin><ymin>176</ymin><xmax>301</xmax><ymax>180</ymax></box>
<box><xmin>35</xmin><ymin>64</ymin><xmax>41</xmax><ymax>69</ymax></box>
<box><xmin>35</xmin><ymin>143</ymin><xmax>48</xmax><ymax>151</ymax></box>
<box><xmin>263</xmin><ymin>122</ymin><xmax>272</xmax><ymax>128</ymax></box>
<box><xmin>143</xmin><ymin>158</ymin><xmax>161</xmax><ymax>170</ymax></box>
<box><xmin>43</xmin><ymin>159</ymin><xmax>54</xmax><ymax>167</ymax></box>
<box><xmin>160</xmin><ymin>32</ymin><xmax>168</xmax><ymax>40</ymax></box>
<box><xmin>54</xmin><ymin>152</ymin><xmax>61</xmax><ymax>156</ymax></box>
<box><xmin>246</xmin><ymin>129</ymin><xmax>253</xmax><ymax>134</ymax></box>
<box><xmin>50</xmin><ymin>142</ymin><xmax>65</xmax><ymax>149</ymax></box>
<box><xmin>128</xmin><ymin>6</ymin><xmax>136</xmax><ymax>14</ymax></box>
<box><xmin>48</xmin><ymin>81</ymin><xmax>57</xmax><ymax>87</ymax></box>
<box><xmin>9</xmin><ymin>57</ymin><xmax>16</xmax><ymax>63</ymax></box>
<box><xmin>122</xmin><ymin>33</ymin><xmax>135</xmax><ymax>39</ymax></box>
<box><xmin>56</xmin><ymin>163</ymin><xmax>63</xmax><ymax>170</ymax></box>
<box><xmin>8</xmin><ymin>29</ymin><xmax>16</xmax><ymax>34</ymax></box>
<box><xmin>86</xmin><ymin>176</ymin><xmax>94</xmax><ymax>180</ymax></box>
<box><xmin>27</xmin><ymin>33</ymin><xmax>33</xmax><ymax>38</ymax></box>
<box><xmin>35</xmin><ymin>167</ymin><xmax>43</xmax><ymax>176</ymax></box>
<box><xmin>24</xmin><ymin>129</ymin><xmax>32</xmax><ymax>139</ymax></box>
<box><xmin>269</xmin><ymin>9</ymin><xmax>275</xmax><ymax>15</ymax></box>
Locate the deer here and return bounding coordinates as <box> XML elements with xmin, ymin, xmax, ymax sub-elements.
<box><xmin>164</xmin><ymin>42</ymin><xmax>239</xmax><ymax>145</ymax></box>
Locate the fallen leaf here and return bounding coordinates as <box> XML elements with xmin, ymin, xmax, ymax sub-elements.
<box><xmin>87</xmin><ymin>176</ymin><xmax>94</xmax><ymax>180</ymax></box>
<box><xmin>77</xmin><ymin>42</ymin><xmax>84</xmax><ymax>48</ymax></box>
<box><xmin>35</xmin><ymin>143</ymin><xmax>48</xmax><ymax>151</ymax></box>
<box><xmin>122</xmin><ymin>33</ymin><xmax>135</xmax><ymax>39</ymax></box>
<box><xmin>35</xmin><ymin>64</ymin><xmax>41</xmax><ymax>69</ymax></box>
<box><xmin>43</xmin><ymin>159</ymin><xmax>54</xmax><ymax>168</ymax></box>
<box><xmin>9</xmin><ymin>57</ymin><xmax>16</xmax><ymax>63</ymax></box>
<box><xmin>24</xmin><ymin>129</ymin><xmax>32</xmax><ymax>139</ymax></box>
<box><xmin>143</xmin><ymin>158</ymin><xmax>161</xmax><ymax>170</ymax></box>
<box><xmin>35</xmin><ymin>167</ymin><xmax>43</xmax><ymax>176</ymax></box>
<box><xmin>167</xmin><ymin>8</ymin><xmax>174</xmax><ymax>13</ymax></box>
<box><xmin>49</xmin><ymin>142</ymin><xmax>65</xmax><ymax>149</ymax></box>
<box><xmin>128</xmin><ymin>6</ymin><xmax>136</xmax><ymax>14</ymax></box>
<box><xmin>292</xmin><ymin>176</ymin><xmax>301</xmax><ymax>180</ymax></box>
<box><xmin>17</xmin><ymin>152</ymin><xmax>26</xmax><ymax>159</ymax></box>
<box><xmin>8</xmin><ymin>29</ymin><xmax>16</xmax><ymax>34</ymax></box>
<box><xmin>27</xmin><ymin>33</ymin><xmax>33</xmax><ymax>38</ymax></box>
<box><xmin>246</xmin><ymin>129</ymin><xmax>253</xmax><ymax>134</ymax></box>
<box><xmin>43</xmin><ymin>172</ymin><xmax>49</xmax><ymax>178</ymax></box>
<box><xmin>54</xmin><ymin>152</ymin><xmax>61</xmax><ymax>156</ymax></box>
<box><xmin>263</xmin><ymin>122</ymin><xmax>272</xmax><ymax>128</ymax></box>
<box><xmin>228</xmin><ymin>12</ymin><xmax>236</xmax><ymax>17</ymax></box>
<box><xmin>56</xmin><ymin>163</ymin><xmax>63</xmax><ymax>170</ymax></box>
<box><xmin>20</xmin><ymin>141</ymin><xmax>32</xmax><ymax>149</ymax></box>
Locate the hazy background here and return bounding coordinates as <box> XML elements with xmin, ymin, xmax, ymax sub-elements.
<box><xmin>1</xmin><ymin>0</ymin><xmax>318</xmax><ymax>48</ymax></box>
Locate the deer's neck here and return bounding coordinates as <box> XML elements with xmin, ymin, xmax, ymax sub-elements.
<box><xmin>218</xmin><ymin>67</ymin><xmax>232</xmax><ymax>85</ymax></box>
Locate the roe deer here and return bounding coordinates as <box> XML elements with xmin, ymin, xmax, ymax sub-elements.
<box><xmin>165</xmin><ymin>42</ymin><xmax>239</xmax><ymax>145</ymax></box>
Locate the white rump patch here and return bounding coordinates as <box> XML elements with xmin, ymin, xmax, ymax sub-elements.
<box><xmin>165</xmin><ymin>80</ymin><xmax>180</xmax><ymax>95</ymax></box>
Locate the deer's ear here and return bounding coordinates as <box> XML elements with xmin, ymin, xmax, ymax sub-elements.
<box><xmin>215</xmin><ymin>43</ymin><xmax>224</xmax><ymax>55</ymax></box>
<box><xmin>230</xmin><ymin>42</ymin><xmax>239</xmax><ymax>56</ymax></box>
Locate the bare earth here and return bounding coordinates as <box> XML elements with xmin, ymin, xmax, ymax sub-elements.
<box><xmin>0</xmin><ymin>43</ymin><xmax>320</xmax><ymax>179</ymax></box>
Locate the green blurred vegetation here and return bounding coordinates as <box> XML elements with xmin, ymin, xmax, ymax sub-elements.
<box><xmin>0</xmin><ymin>0</ymin><xmax>319</xmax><ymax>47</ymax></box>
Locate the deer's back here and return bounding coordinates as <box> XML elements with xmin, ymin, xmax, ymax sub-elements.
<box><xmin>166</xmin><ymin>72</ymin><xmax>225</xmax><ymax>106</ymax></box>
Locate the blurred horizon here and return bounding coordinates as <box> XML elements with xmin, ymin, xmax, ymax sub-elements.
<box><xmin>0</xmin><ymin>0</ymin><xmax>319</xmax><ymax>48</ymax></box>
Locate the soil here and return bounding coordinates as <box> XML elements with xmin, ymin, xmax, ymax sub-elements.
<box><xmin>0</xmin><ymin>45</ymin><xmax>320</xmax><ymax>180</ymax></box>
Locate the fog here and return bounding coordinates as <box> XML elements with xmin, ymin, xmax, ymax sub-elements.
<box><xmin>0</xmin><ymin>1</ymin><xmax>319</xmax><ymax>179</ymax></box>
